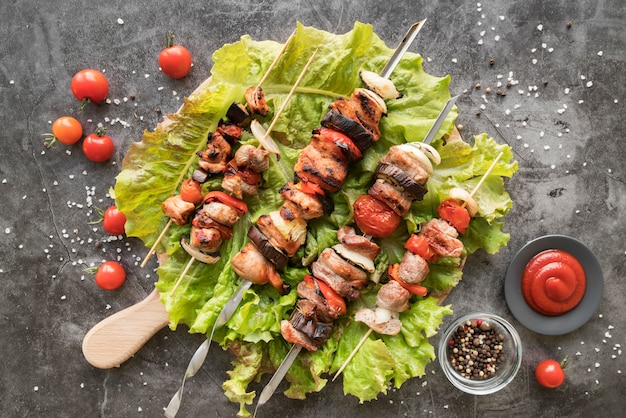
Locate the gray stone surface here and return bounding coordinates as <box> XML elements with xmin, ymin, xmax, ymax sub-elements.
<box><xmin>1</xmin><ymin>0</ymin><xmax>624</xmax><ymax>417</ymax></box>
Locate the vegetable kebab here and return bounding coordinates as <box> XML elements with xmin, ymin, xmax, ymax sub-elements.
<box><xmin>333</xmin><ymin>152</ymin><xmax>504</xmax><ymax>380</ymax></box>
<box><xmin>140</xmin><ymin>31</ymin><xmax>297</xmax><ymax>268</ymax></box>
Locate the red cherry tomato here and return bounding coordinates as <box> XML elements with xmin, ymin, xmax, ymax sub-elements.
<box><xmin>159</xmin><ymin>32</ymin><xmax>192</xmax><ymax>79</ymax></box>
<box><xmin>180</xmin><ymin>179</ymin><xmax>204</xmax><ymax>205</ymax></box>
<box><xmin>353</xmin><ymin>195</ymin><xmax>401</xmax><ymax>238</ymax></box>
<box><xmin>102</xmin><ymin>206</ymin><xmax>127</xmax><ymax>235</ymax></box>
<box><xmin>94</xmin><ymin>261</ymin><xmax>126</xmax><ymax>290</ymax></box>
<box><xmin>71</xmin><ymin>69</ymin><xmax>109</xmax><ymax>106</ymax></box>
<box><xmin>47</xmin><ymin>116</ymin><xmax>83</xmax><ymax>146</ymax></box>
<box><xmin>82</xmin><ymin>126</ymin><xmax>114</xmax><ymax>162</ymax></box>
<box><xmin>535</xmin><ymin>359</ymin><xmax>566</xmax><ymax>388</ymax></box>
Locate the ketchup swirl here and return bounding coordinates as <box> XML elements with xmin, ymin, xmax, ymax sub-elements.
<box><xmin>521</xmin><ymin>249</ymin><xmax>586</xmax><ymax>316</ymax></box>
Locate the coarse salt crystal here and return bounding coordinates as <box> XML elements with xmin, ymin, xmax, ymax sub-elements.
<box><xmin>564</xmin><ymin>88</ymin><xmax>570</xmax><ymax>94</ymax></box>
<box><xmin>117</xmin><ymin>18</ymin><xmax>124</xmax><ymax>25</ymax></box>
<box><xmin>597</xmin><ymin>51</ymin><xmax>603</xmax><ymax>56</ymax></box>
<box><xmin>495</xmin><ymin>35</ymin><xmax>500</xmax><ymax>41</ymax></box>
<box><xmin>586</xmin><ymin>81</ymin><xmax>593</xmax><ymax>88</ymax></box>
<box><xmin>537</xmin><ymin>24</ymin><xmax>543</xmax><ymax>31</ymax></box>
<box><xmin>451</xmin><ymin>58</ymin><xmax>458</xmax><ymax>63</ymax></box>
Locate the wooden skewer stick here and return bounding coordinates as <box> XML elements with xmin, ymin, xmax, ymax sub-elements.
<box><xmin>140</xmin><ymin>219</ymin><xmax>173</xmax><ymax>268</ymax></box>
<box><xmin>462</xmin><ymin>151</ymin><xmax>504</xmax><ymax>207</ymax></box>
<box><xmin>332</xmin><ymin>327</ymin><xmax>373</xmax><ymax>381</ymax></box>
<box><xmin>257</xmin><ymin>29</ymin><xmax>296</xmax><ymax>88</ymax></box>
<box><xmin>260</xmin><ymin>49</ymin><xmax>318</xmax><ymax>145</ymax></box>
<box><xmin>333</xmin><ymin>151</ymin><xmax>506</xmax><ymax>381</ymax></box>
<box><xmin>139</xmin><ymin>35</ymin><xmax>297</xmax><ymax>270</ymax></box>
<box><xmin>169</xmin><ymin>257</ymin><xmax>195</xmax><ymax>296</ymax></box>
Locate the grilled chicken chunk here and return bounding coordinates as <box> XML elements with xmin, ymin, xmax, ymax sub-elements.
<box><xmin>221</xmin><ymin>173</ymin><xmax>258</xmax><ymax>199</ymax></box>
<box><xmin>376</xmin><ymin>280</ymin><xmax>411</xmax><ymax>312</ymax></box>
<box><xmin>380</xmin><ymin>145</ymin><xmax>431</xmax><ymax>185</ymax></box>
<box><xmin>321</xmin><ymin>98</ymin><xmax>375</xmax><ymax>152</ymax></box>
<box><xmin>318</xmin><ymin>248</ymin><xmax>368</xmax><ymax>283</ymax></box>
<box><xmin>201</xmin><ymin>201</ymin><xmax>242</xmax><ymax>227</ymax></box>
<box><xmin>337</xmin><ymin>226</ymin><xmax>381</xmax><ymax>260</ymax></box>
<box><xmin>234</xmin><ymin>144</ymin><xmax>270</xmax><ymax>173</ymax></box>
<box><xmin>197</xmin><ymin>131</ymin><xmax>232</xmax><ymax>174</ymax></box>
<box><xmin>310</xmin><ymin>260</ymin><xmax>363</xmax><ymax>301</ymax></box>
<box><xmin>231</xmin><ymin>242</ymin><xmax>288</xmax><ymax>294</ymax></box>
<box><xmin>367</xmin><ymin>178</ymin><xmax>414</xmax><ymax>216</ymax></box>
<box><xmin>397</xmin><ymin>251</ymin><xmax>430</xmax><ymax>284</ymax></box>
<box><xmin>355</xmin><ymin>308</ymin><xmax>402</xmax><ymax>335</ymax></box>
<box><xmin>294</xmin><ymin>135</ymin><xmax>348</xmax><ymax>193</ymax></box>
<box><xmin>161</xmin><ymin>195</ymin><xmax>195</xmax><ymax>226</ymax></box>
<box><xmin>245</xmin><ymin>86</ymin><xmax>269</xmax><ymax>116</ymax></box>
<box><xmin>350</xmin><ymin>88</ymin><xmax>385</xmax><ymax>140</ymax></box>
<box><xmin>192</xmin><ymin>211</ymin><xmax>233</xmax><ymax>240</ymax></box>
<box><xmin>279</xmin><ymin>182</ymin><xmax>324</xmax><ymax>220</ymax></box>
<box><xmin>420</xmin><ymin>218</ymin><xmax>464</xmax><ymax>258</ymax></box>
<box><xmin>256</xmin><ymin>213</ymin><xmax>306</xmax><ymax>257</ymax></box>
<box><xmin>280</xmin><ymin>319</ymin><xmax>319</xmax><ymax>352</ymax></box>
<box><xmin>189</xmin><ymin>226</ymin><xmax>223</xmax><ymax>254</ymax></box>
<box><xmin>294</xmin><ymin>291</ymin><xmax>337</xmax><ymax>323</ymax></box>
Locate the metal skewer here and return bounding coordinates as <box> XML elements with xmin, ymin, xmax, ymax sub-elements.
<box><xmin>254</xmin><ymin>20</ymin><xmax>427</xmax><ymax>414</ymax></box>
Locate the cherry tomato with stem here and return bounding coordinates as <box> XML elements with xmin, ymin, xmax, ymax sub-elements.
<box><xmin>82</xmin><ymin>125</ymin><xmax>115</xmax><ymax>162</ymax></box>
<box><xmin>102</xmin><ymin>206</ymin><xmax>127</xmax><ymax>235</ymax></box>
<box><xmin>535</xmin><ymin>359</ymin><xmax>566</xmax><ymax>388</ymax></box>
<box><xmin>158</xmin><ymin>31</ymin><xmax>192</xmax><ymax>79</ymax></box>
<box><xmin>44</xmin><ymin>116</ymin><xmax>83</xmax><ymax>147</ymax></box>
<box><xmin>94</xmin><ymin>261</ymin><xmax>126</xmax><ymax>290</ymax></box>
<box><xmin>71</xmin><ymin>69</ymin><xmax>109</xmax><ymax>110</ymax></box>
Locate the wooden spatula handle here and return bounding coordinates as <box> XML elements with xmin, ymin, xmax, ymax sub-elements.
<box><xmin>82</xmin><ymin>288</ymin><xmax>169</xmax><ymax>369</ymax></box>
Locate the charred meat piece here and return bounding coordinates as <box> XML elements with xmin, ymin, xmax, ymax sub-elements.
<box><xmin>231</xmin><ymin>242</ymin><xmax>289</xmax><ymax>294</ymax></box>
<box><xmin>337</xmin><ymin>226</ymin><xmax>381</xmax><ymax>260</ymax></box>
<box><xmin>420</xmin><ymin>218</ymin><xmax>464</xmax><ymax>258</ymax></box>
<box><xmin>245</xmin><ymin>86</ymin><xmax>269</xmax><ymax>116</ymax></box>
<box><xmin>354</xmin><ymin>308</ymin><xmax>402</xmax><ymax>335</ymax></box>
<box><xmin>321</xmin><ymin>98</ymin><xmax>375</xmax><ymax>152</ymax></box>
<box><xmin>318</xmin><ymin>248</ymin><xmax>368</xmax><ymax>283</ymax></box>
<box><xmin>192</xmin><ymin>211</ymin><xmax>233</xmax><ymax>240</ymax></box>
<box><xmin>201</xmin><ymin>201</ymin><xmax>242</xmax><ymax>227</ymax></box>
<box><xmin>234</xmin><ymin>144</ymin><xmax>270</xmax><ymax>173</ymax></box>
<box><xmin>376</xmin><ymin>280</ymin><xmax>412</xmax><ymax>312</ymax></box>
<box><xmin>256</xmin><ymin>213</ymin><xmax>306</xmax><ymax>257</ymax></box>
<box><xmin>279</xmin><ymin>182</ymin><xmax>325</xmax><ymax>220</ymax></box>
<box><xmin>189</xmin><ymin>226</ymin><xmax>223</xmax><ymax>254</ymax></box>
<box><xmin>280</xmin><ymin>319</ymin><xmax>319</xmax><ymax>352</ymax></box>
<box><xmin>380</xmin><ymin>146</ymin><xmax>431</xmax><ymax>185</ymax></box>
<box><xmin>294</xmin><ymin>135</ymin><xmax>348</xmax><ymax>193</ymax></box>
<box><xmin>375</xmin><ymin>162</ymin><xmax>427</xmax><ymax>200</ymax></box>
<box><xmin>294</xmin><ymin>292</ymin><xmax>337</xmax><ymax>323</ymax></box>
<box><xmin>368</xmin><ymin>179</ymin><xmax>414</xmax><ymax>216</ymax></box>
<box><xmin>161</xmin><ymin>195</ymin><xmax>195</xmax><ymax>226</ymax></box>
<box><xmin>310</xmin><ymin>260</ymin><xmax>363</xmax><ymax>301</ymax></box>
<box><xmin>349</xmin><ymin>88</ymin><xmax>386</xmax><ymax>140</ymax></box>
<box><xmin>216</xmin><ymin>121</ymin><xmax>244</xmax><ymax>142</ymax></box>
<box><xmin>197</xmin><ymin>131</ymin><xmax>232</xmax><ymax>175</ymax></box>
<box><xmin>397</xmin><ymin>251</ymin><xmax>430</xmax><ymax>284</ymax></box>
<box><xmin>221</xmin><ymin>172</ymin><xmax>259</xmax><ymax>199</ymax></box>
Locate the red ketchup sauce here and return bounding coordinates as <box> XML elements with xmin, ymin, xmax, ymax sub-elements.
<box><xmin>521</xmin><ymin>249</ymin><xmax>586</xmax><ymax>316</ymax></box>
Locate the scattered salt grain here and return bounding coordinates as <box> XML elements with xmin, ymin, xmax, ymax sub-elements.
<box><xmin>34</xmin><ymin>386</ymin><xmax>39</xmax><ymax>392</ymax></box>
<box><xmin>537</xmin><ymin>24</ymin><xmax>543</xmax><ymax>31</ymax></box>
<box><xmin>5</xmin><ymin>228</ymin><xmax>10</xmax><ymax>234</ymax></box>
<box><xmin>117</xmin><ymin>18</ymin><xmax>124</xmax><ymax>25</ymax></box>
<box><xmin>451</xmin><ymin>58</ymin><xmax>458</xmax><ymax>63</ymax></box>
<box><xmin>586</xmin><ymin>81</ymin><xmax>593</xmax><ymax>88</ymax></box>
<box><xmin>597</xmin><ymin>51</ymin><xmax>603</xmax><ymax>57</ymax></box>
